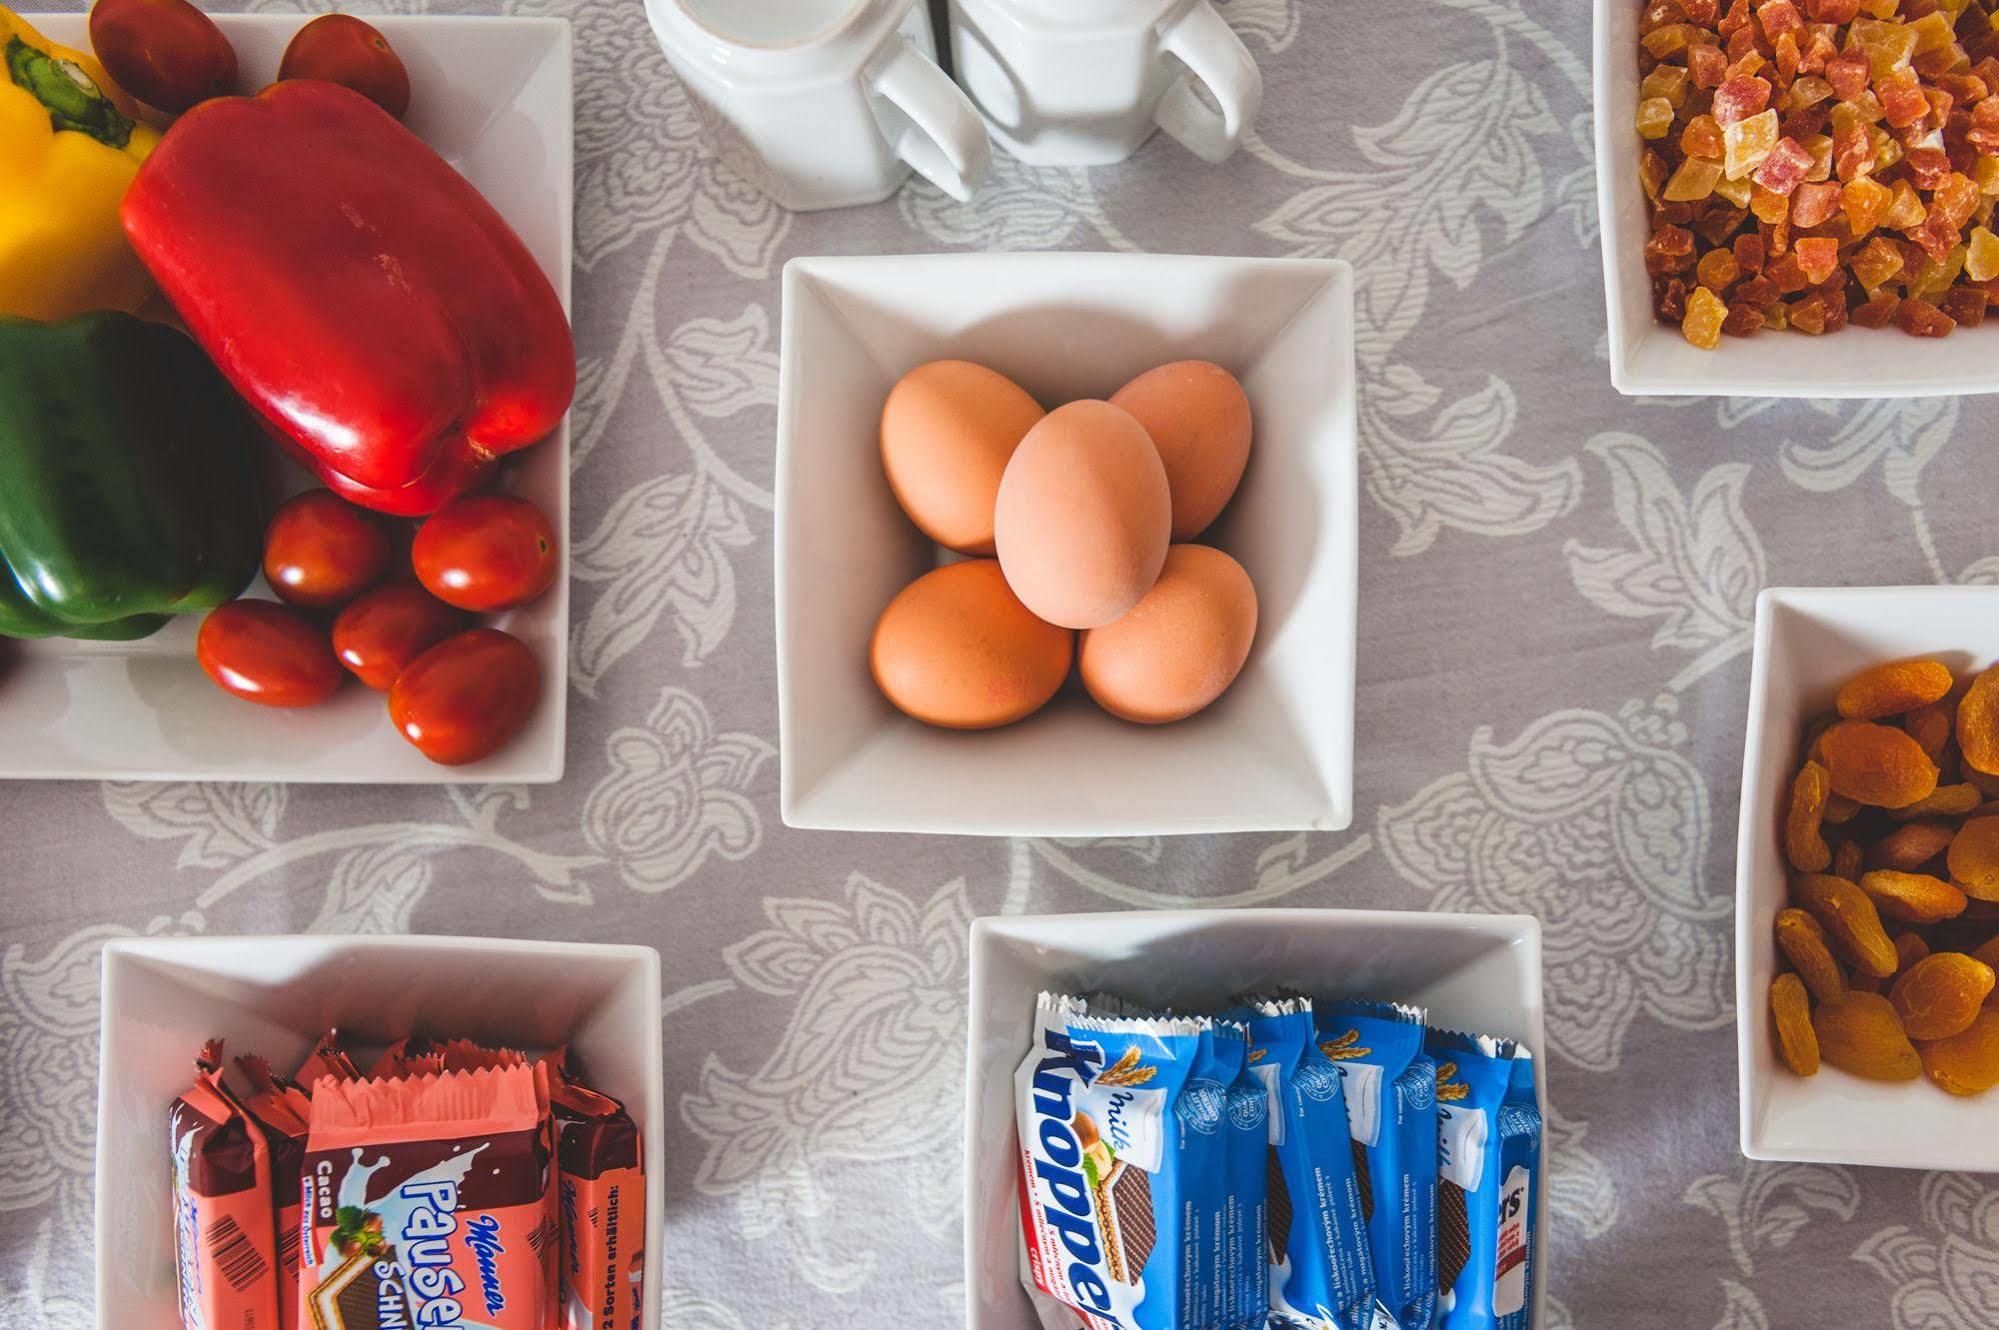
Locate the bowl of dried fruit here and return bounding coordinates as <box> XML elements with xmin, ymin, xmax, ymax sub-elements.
<box><xmin>1598</xmin><ymin>0</ymin><xmax>1999</xmax><ymax>396</ymax></box>
<box><xmin>1737</xmin><ymin>587</ymin><xmax>1999</xmax><ymax>1170</ymax></box>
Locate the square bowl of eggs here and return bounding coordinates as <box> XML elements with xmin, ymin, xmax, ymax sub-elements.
<box><xmin>773</xmin><ymin>253</ymin><xmax>1357</xmax><ymax>836</ymax></box>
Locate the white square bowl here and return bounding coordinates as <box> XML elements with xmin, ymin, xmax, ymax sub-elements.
<box><xmin>775</xmin><ymin>254</ymin><xmax>1358</xmax><ymax>836</ymax></box>
<box><xmin>1593</xmin><ymin>1</ymin><xmax>1999</xmax><ymax>397</ymax></box>
<box><xmin>95</xmin><ymin>934</ymin><xmax>664</xmax><ymax>1330</ymax></box>
<box><xmin>1737</xmin><ymin>586</ymin><xmax>1999</xmax><ymax>1169</ymax></box>
<box><xmin>963</xmin><ymin>909</ymin><xmax>1548</xmax><ymax>1330</ymax></box>
<box><xmin>4</xmin><ymin>15</ymin><xmax>572</xmax><ymax>782</ymax></box>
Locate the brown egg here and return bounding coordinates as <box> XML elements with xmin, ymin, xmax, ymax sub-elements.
<box><xmin>994</xmin><ymin>400</ymin><xmax>1171</xmax><ymax>630</ymax></box>
<box><xmin>1078</xmin><ymin>545</ymin><xmax>1257</xmax><ymax>724</ymax></box>
<box><xmin>870</xmin><ymin>560</ymin><xmax>1074</xmax><ymax>730</ymax></box>
<box><xmin>880</xmin><ymin>361</ymin><xmax>1045</xmax><ymax>554</ymax></box>
<box><xmin>1110</xmin><ymin>360</ymin><xmax>1252</xmax><ymax>540</ymax></box>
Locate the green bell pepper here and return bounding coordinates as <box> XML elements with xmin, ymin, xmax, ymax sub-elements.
<box><xmin>0</xmin><ymin>311</ymin><xmax>262</xmax><ymax>640</ymax></box>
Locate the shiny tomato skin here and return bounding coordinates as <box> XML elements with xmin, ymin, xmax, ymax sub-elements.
<box><xmin>89</xmin><ymin>0</ymin><xmax>238</xmax><ymax>114</ymax></box>
<box><xmin>197</xmin><ymin>600</ymin><xmax>343</xmax><ymax>707</ymax></box>
<box><xmin>278</xmin><ymin>15</ymin><xmax>410</xmax><ymax>118</ymax></box>
<box><xmin>388</xmin><ymin>628</ymin><xmax>539</xmax><ymax>765</ymax></box>
<box><xmin>262</xmin><ymin>490</ymin><xmax>396</xmax><ymax>610</ymax></box>
<box><xmin>331</xmin><ymin>583</ymin><xmax>466</xmax><ymax>691</ymax></box>
<box><xmin>412</xmin><ymin>496</ymin><xmax>558</xmax><ymax>612</ymax></box>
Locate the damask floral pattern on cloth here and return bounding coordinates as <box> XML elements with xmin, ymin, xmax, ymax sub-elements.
<box><xmin>5</xmin><ymin>0</ymin><xmax>1999</xmax><ymax>1326</ymax></box>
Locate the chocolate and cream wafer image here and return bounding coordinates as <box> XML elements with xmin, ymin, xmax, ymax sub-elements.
<box><xmin>1265</xmin><ymin>1146</ymin><xmax>1291</xmax><ymax>1264</ymax></box>
<box><xmin>1097</xmin><ymin>1161</ymin><xmax>1158</xmax><ymax>1285</ymax></box>
<box><xmin>1438</xmin><ymin>1179</ymin><xmax>1473</xmax><ymax>1298</ymax></box>
<box><xmin>1351</xmin><ymin>1137</ymin><xmax>1374</xmax><ymax>1223</ymax></box>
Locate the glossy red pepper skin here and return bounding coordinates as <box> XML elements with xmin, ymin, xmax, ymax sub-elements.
<box><xmin>121</xmin><ymin>79</ymin><xmax>573</xmax><ymax>515</ymax></box>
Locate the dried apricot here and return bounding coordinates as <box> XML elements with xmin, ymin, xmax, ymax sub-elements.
<box><xmin>1959</xmin><ymin>664</ymin><xmax>1999</xmax><ymax>776</ymax></box>
<box><xmin>1969</xmin><ymin>768</ymin><xmax>1999</xmax><ymax>800</ymax></box>
<box><xmin>1818</xmin><ymin>720</ymin><xmax>1940</xmax><ymax>809</ymax></box>
<box><xmin>1947</xmin><ymin>816</ymin><xmax>1999</xmax><ymax>901</ymax></box>
<box><xmin>1833</xmin><ymin>839</ymin><xmax>1864</xmax><ymax>881</ymax></box>
<box><xmin>1771</xmin><ymin>972</ymin><xmax>1819</xmax><ymax>1076</ymax></box>
<box><xmin>1872</xmin><ymin>821</ymin><xmax>1955</xmax><ymax>872</ymax></box>
<box><xmin>1793</xmin><ymin>873</ymin><xmax>1899</xmax><ymax>977</ymax></box>
<box><xmin>1776</xmin><ymin>906</ymin><xmax>1848</xmax><ymax>1002</ymax></box>
<box><xmin>1889</xmin><ymin>783</ymin><xmax>1982</xmax><ymax>820</ymax></box>
<box><xmin>1813</xmin><ymin>991</ymin><xmax>1921</xmax><ymax>1080</ymax></box>
<box><xmin>1889</xmin><ymin>952</ymin><xmax>1995</xmax><ymax>1039</ymax></box>
<box><xmin>1894</xmin><ymin>932</ymin><xmax>1930</xmax><ymax>973</ymax></box>
<box><xmin>1918</xmin><ymin>1009</ymin><xmax>1999</xmax><ymax>1095</ymax></box>
<box><xmin>1824</xmin><ymin>794</ymin><xmax>1861</xmax><ymax>824</ymax></box>
<box><xmin>1836</xmin><ymin>658</ymin><xmax>1954</xmax><ymax>719</ymax></box>
<box><xmin>1905</xmin><ymin>701</ymin><xmax>1954</xmax><ymax>764</ymax></box>
<box><xmin>1975</xmin><ymin>934</ymin><xmax>1999</xmax><ymax>972</ymax></box>
<box><xmin>1785</xmin><ymin>760</ymin><xmax>1832</xmax><ymax>872</ymax></box>
<box><xmin>1859</xmin><ymin>870</ymin><xmax>1967</xmax><ymax>924</ymax></box>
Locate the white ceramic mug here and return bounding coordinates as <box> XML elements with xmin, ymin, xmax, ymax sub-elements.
<box><xmin>645</xmin><ymin>0</ymin><xmax>991</xmax><ymax>211</ymax></box>
<box><xmin>947</xmin><ymin>0</ymin><xmax>1263</xmax><ymax>166</ymax></box>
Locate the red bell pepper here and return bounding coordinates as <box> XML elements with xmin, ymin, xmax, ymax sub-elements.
<box><xmin>121</xmin><ymin>80</ymin><xmax>573</xmax><ymax>515</ymax></box>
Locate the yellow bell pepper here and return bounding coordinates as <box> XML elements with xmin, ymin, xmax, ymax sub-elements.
<box><xmin>0</xmin><ymin>6</ymin><xmax>160</xmax><ymax>321</ymax></box>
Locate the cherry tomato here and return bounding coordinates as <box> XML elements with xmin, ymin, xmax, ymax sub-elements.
<box><xmin>412</xmin><ymin>496</ymin><xmax>558</xmax><ymax>613</ymax></box>
<box><xmin>389</xmin><ymin>628</ymin><xmax>539</xmax><ymax>765</ymax></box>
<box><xmin>332</xmin><ymin>584</ymin><xmax>466</xmax><ymax>691</ymax></box>
<box><xmin>89</xmin><ymin>0</ymin><xmax>238</xmax><ymax>114</ymax></box>
<box><xmin>278</xmin><ymin>14</ymin><xmax>410</xmax><ymax>119</ymax></box>
<box><xmin>262</xmin><ymin>490</ymin><xmax>396</xmax><ymax>610</ymax></box>
<box><xmin>197</xmin><ymin>600</ymin><xmax>343</xmax><ymax>707</ymax></box>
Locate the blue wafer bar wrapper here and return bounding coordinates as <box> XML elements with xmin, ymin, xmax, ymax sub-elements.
<box><xmin>1317</xmin><ymin>1001</ymin><xmax>1438</xmax><ymax>1330</ymax></box>
<box><xmin>1014</xmin><ymin>994</ymin><xmax>1243</xmax><ymax>1330</ymax></box>
<box><xmin>1429</xmin><ymin>1031</ymin><xmax>1540</xmax><ymax>1330</ymax></box>
<box><xmin>1217</xmin><ymin>1023</ymin><xmax>1269</xmax><ymax>1330</ymax></box>
<box><xmin>1228</xmin><ymin>998</ymin><xmax>1379</xmax><ymax>1330</ymax></box>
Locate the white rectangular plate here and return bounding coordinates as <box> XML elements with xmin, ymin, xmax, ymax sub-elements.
<box><xmin>4</xmin><ymin>15</ymin><xmax>572</xmax><ymax>781</ymax></box>
<box><xmin>775</xmin><ymin>253</ymin><xmax>1358</xmax><ymax>836</ymax></box>
<box><xmin>965</xmin><ymin>909</ymin><xmax>1548</xmax><ymax>1330</ymax></box>
<box><xmin>97</xmin><ymin>935</ymin><xmax>664</xmax><ymax>1330</ymax></box>
<box><xmin>1738</xmin><ymin>586</ymin><xmax>1999</xmax><ymax>1169</ymax></box>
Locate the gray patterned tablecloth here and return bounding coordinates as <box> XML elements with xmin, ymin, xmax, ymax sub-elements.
<box><xmin>7</xmin><ymin>0</ymin><xmax>1999</xmax><ymax>1325</ymax></box>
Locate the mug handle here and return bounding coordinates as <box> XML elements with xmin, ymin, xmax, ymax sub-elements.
<box><xmin>870</xmin><ymin>37</ymin><xmax>992</xmax><ymax>202</ymax></box>
<box><xmin>1153</xmin><ymin>0</ymin><xmax>1264</xmax><ymax>163</ymax></box>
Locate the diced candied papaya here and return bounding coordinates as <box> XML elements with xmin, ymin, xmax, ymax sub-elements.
<box><xmin>1976</xmin><ymin>158</ymin><xmax>1999</xmax><ymax>197</ymax></box>
<box><xmin>1684</xmin><ymin>113</ymin><xmax>1727</xmax><ymax>159</ymax></box>
<box><xmin>1907</xmin><ymin>212</ymin><xmax>1962</xmax><ymax>262</ymax></box>
<box><xmin>1692</xmin><ymin>41</ymin><xmax>1731</xmax><ymax>87</ymax></box>
<box><xmin>1936</xmin><ymin>171</ymin><xmax>1982</xmax><ymax>225</ymax></box>
<box><xmin>1851</xmin><ymin>232</ymin><xmax>1905</xmax><ymax>288</ymax></box>
<box><xmin>1796</xmin><ymin>235</ymin><xmax>1843</xmax><ymax>281</ymax></box>
<box><xmin>1714</xmin><ymin>172</ymin><xmax>1757</xmax><ymax>206</ymax></box>
<box><xmin>1883</xmin><ymin>73</ymin><xmax>1934</xmax><ymax>127</ymax></box>
<box><xmin>1723</xmin><ymin>300</ymin><xmax>1769</xmax><ymax>333</ymax></box>
<box><xmin>1966</xmin><ymin>225</ymin><xmax>1999</xmax><ymax>280</ymax></box>
<box><xmin>1843</xmin><ymin>174</ymin><xmax>1894</xmax><ymax>231</ymax></box>
<box><xmin>1851</xmin><ymin>290</ymin><xmax>1903</xmax><ymax>324</ymax></box>
<box><xmin>1910</xmin><ymin>9</ymin><xmax>1955</xmax><ymax>54</ymax></box>
<box><xmin>1645</xmin><ymin>64</ymin><xmax>1694</xmax><ymax>108</ymax></box>
<box><xmin>1666</xmin><ymin>156</ymin><xmax>1726</xmax><ymax>200</ymax></box>
<box><xmin>1638</xmin><ymin>97</ymin><xmax>1677</xmax><ymax>140</ymax></box>
<box><xmin>1642</xmin><ymin>149</ymin><xmax>1671</xmax><ymax>202</ymax></box>
<box><xmin>1778</xmin><ymin>30</ymin><xmax>1804</xmax><ymax>81</ymax></box>
<box><xmin>1801</xmin><ymin>130</ymin><xmax>1836</xmax><ymax>180</ymax></box>
<box><xmin>1939</xmin><ymin>287</ymin><xmax>1987</xmax><ymax>324</ymax></box>
<box><xmin>1646</xmin><ymin>224</ymin><xmax>1699</xmax><ymax>273</ymax></box>
<box><xmin>1907</xmin><ymin>144</ymin><xmax>1955</xmax><ymax>186</ymax></box>
<box><xmin>1694</xmin><ymin>204</ymin><xmax>1752</xmax><ymax>245</ymax></box>
<box><xmin>1654</xmin><ymin>275</ymin><xmax>1691</xmax><ymax>322</ymax></box>
<box><xmin>1768</xmin><ymin>250</ymin><xmax>1813</xmax><ymax>291</ymax></box>
<box><xmin>1835</xmin><ymin>120</ymin><xmax>1878</xmax><ymax>179</ymax></box>
<box><xmin>1699</xmin><ymin>248</ymin><xmax>1743</xmax><ymax>289</ymax></box>
<box><xmin>1791</xmin><ymin>293</ymin><xmax>1832</xmax><ymax>330</ymax></box>
<box><xmin>1645</xmin><ymin>22</ymin><xmax>1698</xmax><ymax>56</ymax></box>
<box><xmin>1807</xmin><ymin>0</ymin><xmax>1861</xmax><ymax>20</ymax></box>
<box><xmin>1898</xmin><ymin>295</ymin><xmax>1959</xmax><ymax>333</ymax></box>
<box><xmin>1719</xmin><ymin>76</ymin><xmax>1779</xmax><ymax>126</ymax></box>
<box><xmin>1791</xmin><ymin>74</ymin><xmax>1837</xmax><ymax>110</ymax></box>
<box><xmin>1828</xmin><ymin>49</ymin><xmax>1874</xmax><ymax>98</ymax></box>
<box><xmin>1756</xmin><ymin>135</ymin><xmax>1818</xmax><ymax>190</ymax></box>
<box><xmin>1761</xmin><ymin>0</ymin><xmax>1807</xmax><ymax>38</ymax></box>
<box><xmin>1683</xmin><ymin>284</ymin><xmax>1730</xmax><ymax>347</ymax></box>
<box><xmin>1683</xmin><ymin>0</ymin><xmax>1720</xmax><ymax>21</ymax></box>
<box><xmin>1793</xmin><ymin>178</ymin><xmax>1844</xmax><ymax>223</ymax></box>
<box><xmin>1886</xmin><ymin>177</ymin><xmax>1930</xmax><ymax>226</ymax></box>
<box><xmin>1856</xmin><ymin>19</ymin><xmax>1922</xmax><ymax>80</ymax></box>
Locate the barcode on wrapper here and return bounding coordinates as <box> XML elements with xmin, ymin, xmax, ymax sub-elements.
<box><xmin>205</xmin><ymin>1215</ymin><xmax>269</xmax><ymax>1292</ymax></box>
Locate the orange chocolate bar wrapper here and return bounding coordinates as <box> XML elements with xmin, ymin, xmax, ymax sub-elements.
<box><xmin>553</xmin><ymin>1076</ymin><xmax>645</xmax><ymax>1330</ymax></box>
<box><xmin>300</xmin><ymin>1063</ymin><xmax>558</xmax><ymax>1330</ymax></box>
<box><xmin>236</xmin><ymin>1056</ymin><xmax>312</xmax><ymax>1330</ymax></box>
<box><xmin>171</xmin><ymin>1041</ymin><xmax>281</xmax><ymax>1330</ymax></box>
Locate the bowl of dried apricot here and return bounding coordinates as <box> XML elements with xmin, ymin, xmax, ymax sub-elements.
<box><xmin>1598</xmin><ymin>0</ymin><xmax>1999</xmax><ymax>396</ymax></box>
<box><xmin>1738</xmin><ymin>586</ymin><xmax>1999</xmax><ymax>1169</ymax></box>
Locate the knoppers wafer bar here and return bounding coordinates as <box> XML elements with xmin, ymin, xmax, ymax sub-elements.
<box><xmin>1427</xmin><ymin>1031</ymin><xmax>1540</xmax><ymax>1330</ymax></box>
<box><xmin>1317</xmin><ymin>1001</ymin><xmax>1438</xmax><ymax>1330</ymax></box>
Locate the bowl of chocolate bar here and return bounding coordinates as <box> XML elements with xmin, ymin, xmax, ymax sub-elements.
<box><xmin>1738</xmin><ymin>586</ymin><xmax>1999</xmax><ymax>1171</ymax></box>
<box><xmin>965</xmin><ymin>909</ymin><xmax>1547</xmax><ymax>1330</ymax></box>
<box><xmin>94</xmin><ymin>935</ymin><xmax>664</xmax><ymax>1330</ymax></box>
<box><xmin>1598</xmin><ymin>0</ymin><xmax>1999</xmax><ymax>396</ymax></box>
